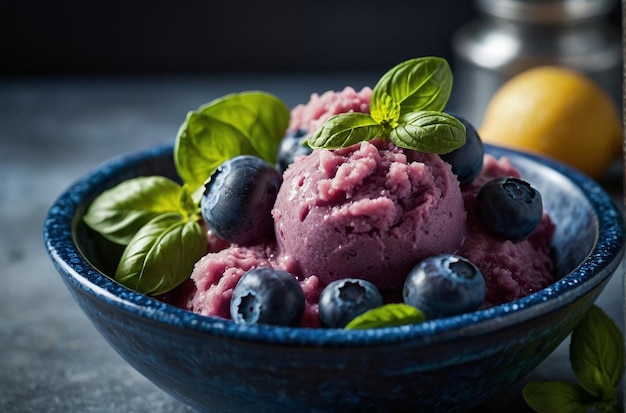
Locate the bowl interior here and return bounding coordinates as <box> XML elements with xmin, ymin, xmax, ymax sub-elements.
<box><xmin>50</xmin><ymin>143</ymin><xmax>624</xmax><ymax>346</ymax></box>
<box><xmin>498</xmin><ymin>151</ymin><xmax>597</xmax><ymax>279</ymax></box>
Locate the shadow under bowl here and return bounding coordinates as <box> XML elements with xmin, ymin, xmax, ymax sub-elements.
<box><xmin>44</xmin><ymin>144</ymin><xmax>625</xmax><ymax>413</ymax></box>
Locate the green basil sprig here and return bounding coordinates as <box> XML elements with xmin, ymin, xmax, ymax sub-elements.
<box><xmin>306</xmin><ymin>112</ymin><xmax>383</xmax><ymax>149</ymax></box>
<box><xmin>175</xmin><ymin>114</ymin><xmax>257</xmax><ymax>197</ymax></box>
<box><xmin>371</xmin><ymin>57</ymin><xmax>452</xmax><ymax>119</ymax></box>
<box><xmin>392</xmin><ymin>111</ymin><xmax>468</xmax><ymax>153</ymax></box>
<box><xmin>115</xmin><ymin>213</ymin><xmax>207</xmax><ymax>296</ymax></box>
<box><xmin>195</xmin><ymin>91</ymin><xmax>291</xmax><ymax>163</ymax></box>
<box><xmin>83</xmin><ymin>92</ymin><xmax>290</xmax><ymax>295</ymax></box>
<box><xmin>523</xmin><ymin>305</ymin><xmax>624</xmax><ymax>413</ymax></box>
<box><xmin>307</xmin><ymin>57</ymin><xmax>466</xmax><ymax>153</ymax></box>
<box><xmin>83</xmin><ymin>176</ymin><xmax>184</xmax><ymax>245</ymax></box>
<box><xmin>175</xmin><ymin>91</ymin><xmax>290</xmax><ymax>198</ymax></box>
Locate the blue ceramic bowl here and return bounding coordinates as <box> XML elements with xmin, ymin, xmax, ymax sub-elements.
<box><xmin>44</xmin><ymin>144</ymin><xmax>624</xmax><ymax>412</ymax></box>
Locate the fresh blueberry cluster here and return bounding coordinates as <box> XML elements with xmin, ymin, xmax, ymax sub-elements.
<box><xmin>228</xmin><ymin>252</ymin><xmax>487</xmax><ymax>328</ymax></box>
<box><xmin>200</xmin><ymin>118</ymin><xmax>543</xmax><ymax>328</ymax></box>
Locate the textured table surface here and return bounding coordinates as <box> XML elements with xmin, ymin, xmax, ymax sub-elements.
<box><xmin>1</xmin><ymin>74</ymin><xmax>623</xmax><ymax>412</ymax></box>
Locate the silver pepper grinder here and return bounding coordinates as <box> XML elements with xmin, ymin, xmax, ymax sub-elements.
<box><xmin>451</xmin><ymin>0</ymin><xmax>622</xmax><ymax>126</ymax></box>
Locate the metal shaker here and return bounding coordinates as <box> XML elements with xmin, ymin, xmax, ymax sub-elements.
<box><xmin>451</xmin><ymin>0</ymin><xmax>622</xmax><ymax>125</ymax></box>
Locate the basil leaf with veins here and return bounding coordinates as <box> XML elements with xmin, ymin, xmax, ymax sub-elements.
<box><xmin>523</xmin><ymin>305</ymin><xmax>624</xmax><ymax>412</ymax></box>
<box><xmin>176</xmin><ymin>91</ymin><xmax>291</xmax><ymax>195</ymax></box>
<box><xmin>83</xmin><ymin>176</ymin><xmax>186</xmax><ymax>245</ymax></box>
<box><xmin>174</xmin><ymin>112</ymin><xmax>258</xmax><ymax>194</ymax></box>
<box><xmin>197</xmin><ymin>91</ymin><xmax>290</xmax><ymax>164</ymax></box>
<box><xmin>570</xmin><ymin>305</ymin><xmax>624</xmax><ymax>399</ymax></box>
<box><xmin>370</xmin><ymin>56</ymin><xmax>453</xmax><ymax>118</ymax></box>
<box><xmin>307</xmin><ymin>112</ymin><xmax>383</xmax><ymax>149</ymax></box>
<box><xmin>115</xmin><ymin>213</ymin><xmax>207</xmax><ymax>296</ymax></box>
<box><xmin>390</xmin><ymin>111</ymin><xmax>466</xmax><ymax>154</ymax></box>
<box><xmin>522</xmin><ymin>382</ymin><xmax>595</xmax><ymax>413</ymax></box>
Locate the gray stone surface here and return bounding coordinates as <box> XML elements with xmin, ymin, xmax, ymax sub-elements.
<box><xmin>1</xmin><ymin>75</ymin><xmax>623</xmax><ymax>412</ymax></box>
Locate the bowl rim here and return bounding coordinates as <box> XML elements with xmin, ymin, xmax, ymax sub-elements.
<box><xmin>43</xmin><ymin>143</ymin><xmax>625</xmax><ymax>347</ymax></box>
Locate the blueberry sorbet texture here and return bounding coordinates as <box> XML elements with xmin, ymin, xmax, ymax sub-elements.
<box><xmin>274</xmin><ymin>139</ymin><xmax>467</xmax><ymax>290</ymax></box>
<box><xmin>186</xmin><ymin>87</ymin><xmax>556</xmax><ymax>327</ymax></box>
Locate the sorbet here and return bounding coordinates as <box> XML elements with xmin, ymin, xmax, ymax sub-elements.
<box><xmin>273</xmin><ymin>139</ymin><xmax>467</xmax><ymax>290</ymax></box>
<box><xmin>289</xmin><ymin>86</ymin><xmax>372</xmax><ymax>134</ymax></box>
<box><xmin>458</xmin><ymin>155</ymin><xmax>555</xmax><ymax>307</ymax></box>
<box><xmin>190</xmin><ymin>244</ymin><xmax>322</xmax><ymax>327</ymax></box>
<box><xmin>187</xmin><ymin>87</ymin><xmax>556</xmax><ymax>328</ymax></box>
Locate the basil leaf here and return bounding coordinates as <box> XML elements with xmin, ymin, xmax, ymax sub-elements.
<box><xmin>570</xmin><ymin>305</ymin><xmax>624</xmax><ymax>398</ymax></box>
<box><xmin>83</xmin><ymin>176</ymin><xmax>185</xmax><ymax>245</ymax></box>
<box><xmin>198</xmin><ymin>91</ymin><xmax>290</xmax><ymax>163</ymax></box>
<box><xmin>305</xmin><ymin>57</ymin><xmax>459</xmax><ymax>152</ymax></box>
<box><xmin>115</xmin><ymin>213</ymin><xmax>207</xmax><ymax>295</ymax></box>
<box><xmin>307</xmin><ymin>112</ymin><xmax>383</xmax><ymax>149</ymax></box>
<box><xmin>180</xmin><ymin>183</ymin><xmax>201</xmax><ymax>214</ymax></box>
<box><xmin>371</xmin><ymin>56</ymin><xmax>453</xmax><ymax>118</ymax></box>
<box><xmin>390</xmin><ymin>111</ymin><xmax>466</xmax><ymax>153</ymax></box>
<box><xmin>175</xmin><ymin>112</ymin><xmax>258</xmax><ymax>193</ymax></box>
<box><xmin>522</xmin><ymin>382</ymin><xmax>593</xmax><ymax>413</ymax></box>
<box><xmin>345</xmin><ymin>303</ymin><xmax>425</xmax><ymax>330</ymax></box>
<box><xmin>370</xmin><ymin>91</ymin><xmax>400</xmax><ymax>127</ymax></box>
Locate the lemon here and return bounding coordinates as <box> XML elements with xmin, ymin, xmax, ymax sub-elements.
<box><xmin>478</xmin><ymin>66</ymin><xmax>622</xmax><ymax>178</ymax></box>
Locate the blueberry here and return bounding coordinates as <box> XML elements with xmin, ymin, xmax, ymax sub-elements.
<box><xmin>230</xmin><ymin>267</ymin><xmax>305</xmax><ymax>326</ymax></box>
<box><xmin>201</xmin><ymin>155</ymin><xmax>282</xmax><ymax>245</ymax></box>
<box><xmin>276</xmin><ymin>128</ymin><xmax>312</xmax><ymax>173</ymax></box>
<box><xmin>318</xmin><ymin>278</ymin><xmax>384</xmax><ymax>328</ymax></box>
<box><xmin>403</xmin><ymin>254</ymin><xmax>486</xmax><ymax>320</ymax></box>
<box><xmin>476</xmin><ymin>177</ymin><xmax>543</xmax><ymax>243</ymax></box>
<box><xmin>440</xmin><ymin>114</ymin><xmax>484</xmax><ymax>185</ymax></box>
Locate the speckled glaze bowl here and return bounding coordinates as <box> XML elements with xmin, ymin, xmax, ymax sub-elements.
<box><xmin>44</xmin><ymin>144</ymin><xmax>624</xmax><ymax>413</ymax></box>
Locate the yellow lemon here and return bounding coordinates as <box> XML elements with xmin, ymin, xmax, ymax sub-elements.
<box><xmin>478</xmin><ymin>66</ymin><xmax>622</xmax><ymax>178</ymax></box>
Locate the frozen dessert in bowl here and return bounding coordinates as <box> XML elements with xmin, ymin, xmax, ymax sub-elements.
<box><xmin>186</xmin><ymin>58</ymin><xmax>555</xmax><ymax>329</ymax></box>
<box><xmin>44</xmin><ymin>57</ymin><xmax>624</xmax><ymax>412</ymax></box>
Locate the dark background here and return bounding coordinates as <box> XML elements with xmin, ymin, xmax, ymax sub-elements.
<box><xmin>2</xmin><ymin>1</ymin><xmax>622</xmax><ymax>77</ymax></box>
<box><xmin>1</xmin><ymin>1</ymin><xmax>482</xmax><ymax>76</ymax></box>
